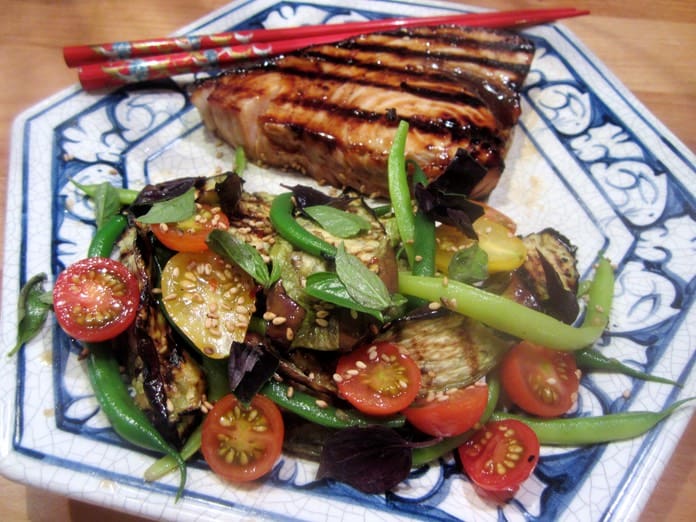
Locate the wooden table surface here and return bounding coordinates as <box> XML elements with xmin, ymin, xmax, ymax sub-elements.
<box><xmin>1</xmin><ymin>1</ymin><xmax>694</xmax><ymax>520</ymax></box>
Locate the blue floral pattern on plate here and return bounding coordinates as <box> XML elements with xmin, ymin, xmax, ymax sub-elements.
<box><xmin>1</xmin><ymin>1</ymin><xmax>694</xmax><ymax>521</ymax></box>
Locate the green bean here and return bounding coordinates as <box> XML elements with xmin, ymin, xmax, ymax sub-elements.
<box><xmin>576</xmin><ymin>348</ymin><xmax>680</xmax><ymax>386</ymax></box>
<box><xmin>260</xmin><ymin>379</ymin><xmax>405</xmax><ymax>429</ymax></box>
<box><xmin>86</xmin><ymin>343</ymin><xmax>187</xmax><ymax>496</ymax></box>
<box><xmin>398</xmin><ymin>257</ymin><xmax>614</xmax><ymax>351</ymax></box>
<box><xmin>144</xmin><ymin>425</ymin><xmax>202</xmax><ymax>482</ymax></box>
<box><xmin>411</xmin><ymin>373</ymin><xmax>501</xmax><ymax>467</ymax></box>
<box><xmin>86</xmin><ymin>214</ymin><xmax>128</xmax><ymax>258</ymax></box>
<box><xmin>233</xmin><ymin>147</ymin><xmax>247</xmax><ymax>175</ymax></box>
<box><xmin>491</xmin><ymin>398</ymin><xmax>694</xmax><ymax>445</ymax></box>
<box><xmin>269</xmin><ymin>192</ymin><xmax>336</xmax><ymax>258</ymax></box>
<box><xmin>387</xmin><ymin>120</ymin><xmax>415</xmax><ymax>266</ymax></box>
<box><xmin>86</xmin><ymin>215</ymin><xmax>187</xmax><ymax>498</ymax></box>
<box><xmin>409</xmin><ymin>161</ymin><xmax>436</xmax><ymax>278</ymax></box>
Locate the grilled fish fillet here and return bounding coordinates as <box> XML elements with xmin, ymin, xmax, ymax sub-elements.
<box><xmin>191</xmin><ymin>25</ymin><xmax>534</xmax><ymax>199</ymax></box>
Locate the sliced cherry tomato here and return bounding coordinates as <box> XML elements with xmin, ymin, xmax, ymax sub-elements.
<box><xmin>335</xmin><ymin>341</ymin><xmax>421</xmax><ymax>416</ymax></box>
<box><xmin>403</xmin><ymin>384</ymin><xmax>488</xmax><ymax>437</ymax></box>
<box><xmin>150</xmin><ymin>203</ymin><xmax>230</xmax><ymax>252</ymax></box>
<box><xmin>201</xmin><ymin>393</ymin><xmax>284</xmax><ymax>483</ymax></box>
<box><xmin>52</xmin><ymin>256</ymin><xmax>139</xmax><ymax>342</ymax></box>
<box><xmin>472</xmin><ymin>201</ymin><xmax>518</xmax><ymax>233</ymax></box>
<box><xmin>435</xmin><ymin>217</ymin><xmax>526</xmax><ymax>275</ymax></box>
<box><xmin>500</xmin><ymin>341</ymin><xmax>580</xmax><ymax>418</ymax></box>
<box><xmin>458</xmin><ymin>419</ymin><xmax>540</xmax><ymax>502</ymax></box>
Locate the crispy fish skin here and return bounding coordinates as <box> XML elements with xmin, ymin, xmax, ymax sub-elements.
<box><xmin>192</xmin><ymin>25</ymin><xmax>534</xmax><ymax>199</ymax></box>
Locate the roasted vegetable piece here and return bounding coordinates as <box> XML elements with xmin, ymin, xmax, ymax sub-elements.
<box><xmin>377</xmin><ymin>310</ymin><xmax>513</xmax><ymax>394</ymax></box>
<box><xmin>268</xmin><ymin>238</ymin><xmax>379</xmax><ymax>352</ymax></box>
<box><xmin>117</xmin><ymin>227</ymin><xmax>207</xmax><ymax>447</ymax></box>
<box><xmin>512</xmin><ymin>228</ymin><xmax>580</xmax><ymax>323</ymax></box>
<box><xmin>160</xmin><ymin>250</ymin><xmax>257</xmax><ymax>358</ymax></box>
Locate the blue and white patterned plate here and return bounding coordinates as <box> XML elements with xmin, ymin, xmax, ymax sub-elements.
<box><xmin>1</xmin><ymin>1</ymin><xmax>695</xmax><ymax>520</ymax></box>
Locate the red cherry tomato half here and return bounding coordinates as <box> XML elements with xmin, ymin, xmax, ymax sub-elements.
<box><xmin>500</xmin><ymin>341</ymin><xmax>580</xmax><ymax>418</ymax></box>
<box><xmin>335</xmin><ymin>341</ymin><xmax>421</xmax><ymax>416</ymax></box>
<box><xmin>52</xmin><ymin>256</ymin><xmax>139</xmax><ymax>342</ymax></box>
<box><xmin>150</xmin><ymin>204</ymin><xmax>230</xmax><ymax>252</ymax></box>
<box><xmin>201</xmin><ymin>394</ymin><xmax>284</xmax><ymax>483</ymax></box>
<box><xmin>458</xmin><ymin>419</ymin><xmax>540</xmax><ymax>502</ymax></box>
<box><xmin>403</xmin><ymin>384</ymin><xmax>489</xmax><ymax>437</ymax></box>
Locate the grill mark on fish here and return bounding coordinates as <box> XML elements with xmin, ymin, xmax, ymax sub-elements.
<box><xmin>335</xmin><ymin>40</ymin><xmax>532</xmax><ymax>78</ymax></box>
<box><xmin>269</xmin><ymin>84</ymin><xmax>503</xmax><ymax>143</ymax></box>
<box><xmin>269</xmin><ymin>59</ymin><xmax>488</xmax><ymax>110</ymax></box>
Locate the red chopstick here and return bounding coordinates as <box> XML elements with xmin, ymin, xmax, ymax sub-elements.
<box><xmin>70</xmin><ymin>8</ymin><xmax>589</xmax><ymax>90</ymax></box>
<box><xmin>65</xmin><ymin>8</ymin><xmax>587</xmax><ymax>67</ymax></box>
<box><xmin>77</xmin><ymin>30</ymin><xmax>366</xmax><ymax>90</ymax></box>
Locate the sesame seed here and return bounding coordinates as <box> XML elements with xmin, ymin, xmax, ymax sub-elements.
<box><xmin>315</xmin><ymin>400</ymin><xmax>329</xmax><ymax>409</ymax></box>
<box><xmin>272</xmin><ymin>316</ymin><xmax>287</xmax><ymax>326</ymax></box>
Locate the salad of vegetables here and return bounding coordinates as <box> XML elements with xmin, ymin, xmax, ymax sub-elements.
<box><xmin>13</xmin><ymin>121</ymin><xmax>690</xmax><ymax>503</ymax></box>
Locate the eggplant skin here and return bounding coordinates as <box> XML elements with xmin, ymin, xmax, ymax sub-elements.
<box><xmin>117</xmin><ymin>227</ymin><xmax>207</xmax><ymax>448</ymax></box>
<box><xmin>377</xmin><ymin>311</ymin><xmax>513</xmax><ymax>394</ymax></box>
<box><xmin>505</xmin><ymin>228</ymin><xmax>581</xmax><ymax>324</ymax></box>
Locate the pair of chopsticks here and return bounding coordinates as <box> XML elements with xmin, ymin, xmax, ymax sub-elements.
<box><xmin>65</xmin><ymin>7</ymin><xmax>589</xmax><ymax>91</ymax></box>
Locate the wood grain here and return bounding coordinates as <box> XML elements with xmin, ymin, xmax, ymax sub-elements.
<box><xmin>1</xmin><ymin>1</ymin><xmax>693</xmax><ymax>520</ymax></box>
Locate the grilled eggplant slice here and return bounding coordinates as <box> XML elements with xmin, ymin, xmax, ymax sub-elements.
<box><xmin>377</xmin><ymin>310</ymin><xmax>514</xmax><ymax>394</ymax></box>
<box><xmin>116</xmin><ymin>227</ymin><xmax>206</xmax><ymax>448</ymax></box>
<box><xmin>503</xmin><ymin>228</ymin><xmax>580</xmax><ymax>324</ymax></box>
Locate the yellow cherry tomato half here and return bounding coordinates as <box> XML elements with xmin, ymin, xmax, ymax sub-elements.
<box><xmin>435</xmin><ymin>217</ymin><xmax>527</xmax><ymax>274</ymax></box>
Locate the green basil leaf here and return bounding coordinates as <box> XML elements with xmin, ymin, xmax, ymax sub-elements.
<box><xmin>9</xmin><ymin>273</ymin><xmax>52</xmax><ymax>357</ymax></box>
<box><xmin>304</xmin><ymin>205</ymin><xmax>371</xmax><ymax>238</ymax></box>
<box><xmin>70</xmin><ymin>178</ymin><xmax>139</xmax><ymax>206</ymax></box>
<box><xmin>448</xmin><ymin>244</ymin><xmax>489</xmax><ymax>284</ymax></box>
<box><xmin>335</xmin><ymin>243</ymin><xmax>391</xmax><ymax>310</ymax></box>
<box><xmin>94</xmin><ymin>182</ymin><xmax>122</xmax><ymax>229</ymax></box>
<box><xmin>305</xmin><ymin>272</ymin><xmax>383</xmax><ymax>321</ymax></box>
<box><xmin>207</xmin><ymin>229</ymin><xmax>272</xmax><ymax>287</ymax></box>
<box><xmin>137</xmin><ymin>187</ymin><xmax>196</xmax><ymax>224</ymax></box>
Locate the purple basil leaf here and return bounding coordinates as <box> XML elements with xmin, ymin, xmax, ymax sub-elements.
<box><xmin>130</xmin><ymin>177</ymin><xmax>201</xmax><ymax>217</ymax></box>
<box><xmin>414</xmin><ymin>184</ymin><xmax>483</xmax><ymax>239</ymax></box>
<box><xmin>429</xmin><ymin>148</ymin><xmax>488</xmax><ymax>197</ymax></box>
<box><xmin>316</xmin><ymin>426</ymin><xmax>412</xmax><ymax>494</ymax></box>
<box><xmin>228</xmin><ymin>340</ymin><xmax>279</xmax><ymax>404</ymax></box>
<box><xmin>286</xmin><ymin>184</ymin><xmax>354</xmax><ymax>211</ymax></box>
